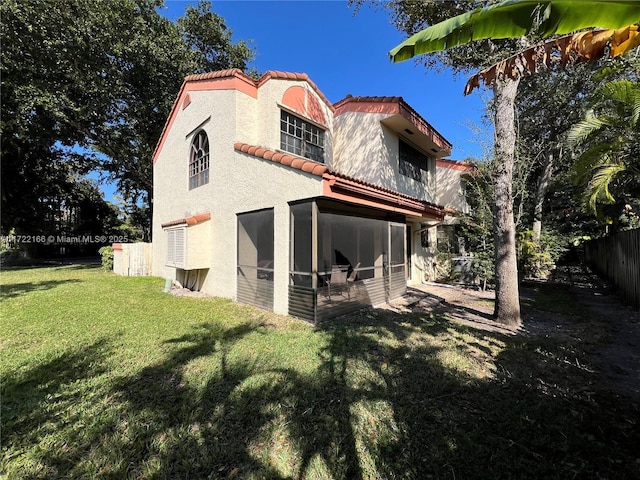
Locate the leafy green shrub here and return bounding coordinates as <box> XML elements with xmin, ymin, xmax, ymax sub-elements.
<box><xmin>517</xmin><ymin>229</ymin><xmax>568</xmax><ymax>279</ymax></box>
<box><xmin>98</xmin><ymin>245</ymin><xmax>114</xmax><ymax>271</ymax></box>
<box><xmin>541</xmin><ymin>229</ymin><xmax>570</xmax><ymax>264</ymax></box>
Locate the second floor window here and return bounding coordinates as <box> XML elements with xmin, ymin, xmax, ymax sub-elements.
<box><xmin>399</xmin><ymin>140</ymin><xmax>429</xmax><ymax>182</ymax></box>
<box><xmin>280</xmin><ymin>111</ymin><xmax>325</xmax><ymax>163</ymax></box>
<box><xmin>189</xmin><ymin>130</ymin><xmax>209</xmax><ymax>190</ymax></box>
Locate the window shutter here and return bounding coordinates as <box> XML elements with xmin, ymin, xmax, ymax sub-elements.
<box><xmin>166</xmin><ymin>227</ymin><xmax>186</xmax><ymax>268</ymax></box>
<box><xmin>167</xmin><ymin>229</ymin><xmax>176</xmax><ymax>266</ymax></box>
<box><xmin>174</xmin><ymin>227</ymin><xmax>185</xmax><ymax>268</ymax></box>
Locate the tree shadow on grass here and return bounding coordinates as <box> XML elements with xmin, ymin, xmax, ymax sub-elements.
<box><xmin>0</xmin><ymin>262</ymin><xmax>99</xmax><ymax>272</ymax></box>
<box><xmin>0</xmin><ymin>279</ymin><xmax>81</xmax><ymax>300</ymax></box>
<box><xmin>4</xmin><ymin>307</ymin><xmax>639</xmax><ymax>479</ymax></box>
<box><xmin>310</xmin><ymin>308</ymin><xmax>639</xmax><ymax>479</ymax></box>
<box><xmin>2</xmin><ymin>339</ymin><xmax>113</xmax><ymax>474</ymax></box>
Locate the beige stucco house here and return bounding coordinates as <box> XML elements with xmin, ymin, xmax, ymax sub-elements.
<box><xmin>152</xmin><ymin>68</ymin><xmax>459</xmax><ymax>321</ymax></box>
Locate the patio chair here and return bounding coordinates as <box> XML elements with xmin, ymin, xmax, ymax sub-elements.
<box><xmin>327</xmin><ymin>266</ymin><xmax>348</xmax><ymax>301</ymax></box>
<box><xmin>346</xmin><ymin>262</ymin><xmax>361</xmax><ymax>299</ymax></box>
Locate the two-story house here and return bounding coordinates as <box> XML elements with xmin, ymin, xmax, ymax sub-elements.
<box><xmin>152</xmin><ymin>69</ymin><xmax>452</xmax><ymax>322</ymax></box>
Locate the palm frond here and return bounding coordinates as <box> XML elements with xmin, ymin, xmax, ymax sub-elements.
<box><xmin>566</xmin><ymin>111</ymin><xmax>611</xmax><ymax>148</ymax></box>
<box><xmin>597</xmin><ymin>79</ymin><xmax>640</xmax><ymax>124</ymax></box>
<box><xmin>572</xmin><ymin>145</ymin><xmax>615</xmax><ymax>183</ymax></box>
<box><xmin>390</xmin><ymin>0</ymin><xmax>640</xmax><ymax>63</ymax></box>
<box><xmin>601</xmin><ymin>79</ymin><xmax>635</xmax><ymax>103</ymax></box>
<box><xmin>586</xmin><ymin>163</ymin><xmax>627</xmax><ymax>213</ymax></box>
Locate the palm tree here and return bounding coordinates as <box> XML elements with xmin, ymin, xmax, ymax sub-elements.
<box><xmin>388</xmin><ymin>0</ymin><xmax>640</xmax><ymax>327</ymax></box>
<box><xmin>568</xmin><ymin>78</ymin><xmax>640</xmax><ymax>223</ymax></box>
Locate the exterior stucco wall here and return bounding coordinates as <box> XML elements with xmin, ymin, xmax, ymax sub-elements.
<box><xmin>183</xmin><ymin>221</ymin><xmax>211</xmax><ymax>270</ymax></box>
<box><xmin>235</xmin><ymin>91</ymin><xmax>258</xmax><ymax>146</ymax></box>
<box><xmin>153</xmin><ymin>88</ymin><xmax>238</xmax><ymax>283</ymax></box>
<box><xmin>334</xmin><ymin>111</ymin><xmax>390</xmax><ymax>186</ymax></box>
<box><xmin>407</xmin><ymin>223</ymin><xmax>438</xmax><ymax>285</ymax></box>
<box><xmin>334</xmin><ymin>111</ymin><xmax>435</xmax><ymax>203</ymax></box>
<box><xmin>437</xmin><ymin>164</ymin><xmax>471</xmax><ymax>216</ymax></box>
<box><xmin>153</xmin><ymin>84</ymin><xmax>325</xmax><ymax>315</ymax></box>
<box><xmin>208</xmin><ymin>153</ymin><xmax>323</xmax><ymax>314</ymax></box>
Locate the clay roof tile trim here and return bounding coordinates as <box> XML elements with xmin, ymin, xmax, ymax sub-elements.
<box><xmin>280</xmin><ymin>155</ymin><xmax>294</xmax><ymax>167</ymax></box>
<box><xmin>184</xmin><ymin>68</ymin><xmax>247</xmax><ymax>83</ymax></box>
<box><xmin>301</xmin><ymin>162</ymin><xmax>317</xmax><ymax>173</ymax></box>
<box><xmin>291</xmin><ymin>158</ymin><xmax>306</xmax><ymax>170</ymax></box>
<box><xmin>161</xmin><ymin>212</ymin><xmax>211</xmax><ymax>229</ymax></box>
<box><xmin>234</xmin><ymin>142</ymin><xmax>329</xmax><ymax>177</ymax></box>
<box><xmin>312</xmin><ymin>165</ymin><xmax>327</xmax><ymax>176</ymax></box>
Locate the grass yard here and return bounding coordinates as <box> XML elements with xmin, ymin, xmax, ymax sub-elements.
<box><xmin>1</xmin><ymin>266</ymin><xmax>638</xmax><ymax>479</ymax></box>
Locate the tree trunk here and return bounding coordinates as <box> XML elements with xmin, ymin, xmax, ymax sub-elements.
<box><xmin>492</xmin><ymin>76</ymin><xmax>522</xmax><ymax>328</ymax></box>
<box><xmin>532</xmin><ymin>149</ymin><xmax>554</xmax><ymax>242</ymax></box>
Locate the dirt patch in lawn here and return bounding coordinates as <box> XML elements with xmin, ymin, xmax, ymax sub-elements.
<box><xmin>397</xmin><ymin>265</ymin><xmax>640</xmax><ymax>403</ymax></box>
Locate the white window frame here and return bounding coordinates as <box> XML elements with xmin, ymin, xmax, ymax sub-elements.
<box><xmin>280</xmin><ymin>110</ymin><xmax>325</xmax><ymax>163</ymax></box>
<box><xmin>189</xmin><ymin>130</ymin><xmax>210</xmax><ymax>190</ymax></box>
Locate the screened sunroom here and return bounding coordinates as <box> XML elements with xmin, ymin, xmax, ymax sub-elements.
<box><xmin>233</xmin><ymin>165</ymin><xmax>445</xmax><ymax>322</ymax></box>
<box><xmin>288</xmin><ymin>199</ymin><xmax>410</xmax><ymax>322</ymax></box>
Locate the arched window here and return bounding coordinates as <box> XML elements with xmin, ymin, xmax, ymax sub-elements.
<box><xmin>189</xmin><ymin>130</ymin><xmax>209</xmax><ymax>189</ymax></box>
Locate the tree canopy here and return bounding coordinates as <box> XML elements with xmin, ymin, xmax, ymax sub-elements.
<box><xmin>1</xmin><ymin>0</ymin><xmax>255</xmax><ymax>240</ymax></box>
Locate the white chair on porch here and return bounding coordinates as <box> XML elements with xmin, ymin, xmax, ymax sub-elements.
<box><xmin>327</xmin><ymin>266</ymin><xmax>348</xmax><ymax>301</ymax></box>
<box><xmin>346</xmin><ymin>262</ymin><xmax>361</xmax><ymax>299</ymax></box>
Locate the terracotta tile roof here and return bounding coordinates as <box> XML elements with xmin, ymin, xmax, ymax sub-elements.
<box><xmin>182</xmin><ymin>69</ymin><xmax>334</xmax><ymax>112</ymax></box>
<box><xmin>436</xmin><ymin>158</ymin><xmax>476</xmax><ymax>171</ymax></box>
<box><xmin>334</xmin><ymin>95</ymin><xmax>404</xmax><ymax>106</ymax></box>
<box><xmin>234</xmin><ymin>142</ymin><xmax>329</xmax><ymax>176</ymax></box>
<box><xmin>233</xmin><ymin>142</ymin><xmax>444</xmax><ymax>219</ymax></box>
<box><xmin>334</xmin><ymin>95</ymin><xmax>453</xmax><ymax>151</ymax></box>
<box><xmin>327</xmin><ymin>168</ymin><xmax>440</xmax><ymax>207</ymax></box>
<box><xmin>184</xmin><ymin>68</ymin><xmax>250</xmax><ymax>83</ymax></box>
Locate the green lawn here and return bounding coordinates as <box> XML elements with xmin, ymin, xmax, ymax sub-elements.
<box><xmin>1</xmin><ymin>266</ymin><xmax>638</xmax><ymax>479</ymax></box>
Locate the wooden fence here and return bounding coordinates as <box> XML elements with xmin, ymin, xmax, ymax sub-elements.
<box><xmin>113</xmin><ymin>242</ymin><xmax>152</xmax><ymax>277</ymax></box>
<box><xmin>584</xmin><ymin>229</ymin><xmax>639</xmax><ymax>310</ymax></box>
